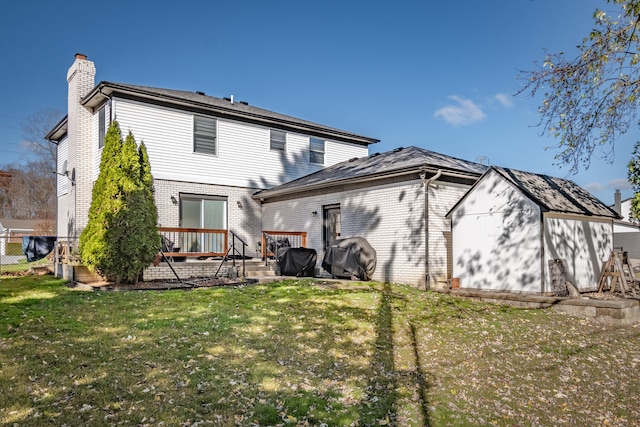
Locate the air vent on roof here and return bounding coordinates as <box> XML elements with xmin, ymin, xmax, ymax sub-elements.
<box><xmin>392</xmin><ymin>147</ymin><xmax>404</xmax><ymax>153</ymax></box>
<box><xmin>371</xmin><ymin>152</ymin><xmax>380</xmax><ymax>157</ymax></box>
<box><xmin>195</xmin><ymin>91</ymin><xmax>205</xmax><ymax>95</ymax></box>
<box><xmin>348</xmin><ymin>157</ymin><xmax>358</xmax><ymax>162</ymax></box>
<box><xmin>239</xmin><ymin>101</ymin><xmax>249</xmax><ymax>105</ymax></box>
<box><xmin>223</xmin><ymin>97</ymin><xmax>231</xmax><ymax>102</ymax></box>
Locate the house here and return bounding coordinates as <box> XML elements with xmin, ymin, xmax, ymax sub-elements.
<box><xmin>47</xmin><ymin>54</ymin><xmax>618</xmax><ymax>292</ymax></box>
<box><xmin>0</xmin><ymin>218</ymin><xmax>37</xmax><ymax>263</ymax></box>
<box><xmin>447</xmin><ymin>166</ymin><xmax>621</xmax><ymax>294</ymax></box>
<box><xmin>611</xmin><ymin>189</ymin><xmax>640</xmax><ymax>259</ymax></box>
<box><xmin>612</xmin><ymin>189</ymin><xmax>635</xmax><ymax>223</ymax></box>
<box><xmin>46</xmin><ymin>54</ymin><xmax>378</xmax><ymax>267</ymax></box>
<box><xmin>254</xmin><ymin>146</ymin><xmax>486</xmax><ymax>288</ymax></box>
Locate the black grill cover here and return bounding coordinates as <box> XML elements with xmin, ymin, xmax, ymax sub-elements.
<box><xmin>321</xmin><ymin>237</ymin><xmax>377</xmax><ymax>281</ymax></box>
<box><xmin>277</xmin><ymin>247</ymin><xmax>318</xmax><ymax>277</ymax></box>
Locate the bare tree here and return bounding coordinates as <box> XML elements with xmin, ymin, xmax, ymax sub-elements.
<box><xmin>20</xmin><ymin>108</ymin><xmax>64</xmax><ymax>173</ymax></box>
<box><xmin>0</xmin><ymin>108</ymin><xmax>63</xmax><ymax>220</ymax></box>
<box><xmin>518</xmin><ymin>0</ymin><xmax>640</xmax><ymax>174</ymax></box>
<box><xmin>0</xmin><ymin>160</ymin><xmax>55</xmax><ymax>220</ymax></box>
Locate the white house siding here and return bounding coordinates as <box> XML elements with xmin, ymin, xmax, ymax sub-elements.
<box><xmin>91</xmin><ymin>101</ymin><xmax>111</xmax><ymax>183</ymax></box>
<box><xmin>543</xmin><ymin>214</ymin><xmax>612</xmax><ymax>292</ymax></box>
<box><xmin>57</xmin><ymin>136</ymin><xmax>69</xmax><ymax>196</ymax></box>
<box><xmin>451</xmin><ymin>171</ymin><xmax>543</xmax><ymax>292</ymax></box>
<box><xmin>112</xmin><ymin>98</ymin><xmax>368</xmax><ymax>190</ymax></box>
<box><xmin>56</xmin><ymin>136</ymin><xmax>73</xmax><ymax>239</ymax></box>
<box><xmin>57</xmin><ymin>196</ymin><xmax>72</xmax><ymax>239</ymax></box>
<box><xmin>262</xmin><ymin>178</ymin><xmax>470</xmax><ymax>287</ymax></box>
<box><xmin>325</xmin><ymin>139</ymin><xmax>369</xmax><ymax>167</ymax></box>
<box><xmin>614</xmin><ymin>222</ymin><xmax>640</xmax><ymax>259</ymax></box>
<box><xmin>154</xmin><ymin>180</ymin><xmax>263</xmax><ymax>256</ymax></box>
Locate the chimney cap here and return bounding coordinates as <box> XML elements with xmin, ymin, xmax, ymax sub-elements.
<box><xmin>75</xmin><ymin>53</ymin><xmax>87</xmax><ymax>60</ymax></box>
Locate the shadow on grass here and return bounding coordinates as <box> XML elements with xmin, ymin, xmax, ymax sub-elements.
<box><xmin>358</xmin><ymin>282</ymin><xmax>398</xmax><ymax>424</ymax></box>
<box><xmin>410</xmin><ymin>321</ymin><xmax>432</xmax><ymax>426</ymax></box>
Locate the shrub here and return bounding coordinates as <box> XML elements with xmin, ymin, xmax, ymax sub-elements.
<box><xmin>79</xmin><ymin>122</ymin><xmax>160</xmax><ymax>283</ymax></box>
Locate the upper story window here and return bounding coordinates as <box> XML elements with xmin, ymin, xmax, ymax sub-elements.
<box><xmin>193</xmin><ymin>115</ymin><xmax>217</xmax><ymax>155</ymax></box>
<box><xmin>270</xmin><ymin>129</ymin><xmax>286</xmax><ymax>151</ymax></box>
<box><xmin>309</xmin><ymin>137</ymin><xmax>325</xmax><ymax>164</ymax></box>
<box><xmin>98</xmin><ymin>106</ymin><xmax>106</xmax><ymax>149</ymax></box>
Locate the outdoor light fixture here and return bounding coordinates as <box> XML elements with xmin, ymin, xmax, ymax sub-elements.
<box><xmin>170</xmin><ymin>196</ymin><xmax>178</xmax><ymax>205</ymax></box>
<box><xmin>237</xmin><ymin>200</ymin><xmax>243</xmax><ymax>209</ymax></box>
<box><xmin>312</xmin><ymin>210</ymin><xmax>318</xmax><ymax>216</ymax></box>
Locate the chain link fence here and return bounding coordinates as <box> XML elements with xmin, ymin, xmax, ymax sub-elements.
<box><xmin>0</xmin><ymin>235</ymin><xmax>54</xmax><ymax>275</ymax></box>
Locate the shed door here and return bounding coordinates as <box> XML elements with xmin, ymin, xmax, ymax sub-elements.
<box><xmin>323</xmin><ymin>205</ymin><xmax>341</xmax><ymax>248</ymax></box>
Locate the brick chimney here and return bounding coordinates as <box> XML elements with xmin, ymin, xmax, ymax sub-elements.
<box><xmin>65</xmin><ymin>53</ymin><xmax>96</xmax><ymax>239</ymax></box>
<box><xmin>614</xmin><ymin>189</ymin><xmax>622</xmax><ymax>215</ymax></box>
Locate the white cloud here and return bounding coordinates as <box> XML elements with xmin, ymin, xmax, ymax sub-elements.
<box><xmin>607</xmin><ymin>178</ymin><xmax>632</xmax><ymax>191</ymax></box>
<box><xmin>495</xmin><ymin>93</ymin><xmax>514</xmax><ymax>108</ymax></box>
<box><xmin>434</xmin><ymin>96</ymin><xmax>486</xmax><ymax>126</ymax></box>
<box><xmin>584</xmin><ymin>178</ymin><xmax>631</xmax><ymax>195</ymax></box>
<box><xmin>583</xmin><ymin>182</ymin><xmax>605</xmax><ymax>193</ymax></box>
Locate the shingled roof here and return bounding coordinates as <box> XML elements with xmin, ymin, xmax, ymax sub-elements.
<box><xmin>43</xmin><ymin>82</ymin><xmax>379</xmax><ymax>147</ymax></box>
<box><xmin>489</xmin><ymin>166</ymin><xmax>620</xmax><ymax>218</ymax></box>
<box><xmin>254</xmin><ymin>146</ymin><xmax>487</xmax><ymax>199</ymax></box>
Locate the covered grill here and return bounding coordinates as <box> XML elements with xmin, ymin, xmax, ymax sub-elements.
<box><xmin>321</xmin><ymin>237</ymin><xmax>377</xmax><ymax>281</ymax></box>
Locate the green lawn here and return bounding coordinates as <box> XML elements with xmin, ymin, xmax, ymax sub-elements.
<box><xmin>1</xmin><ymin>275</ymin><xmax>639</xmax><ymax>426</ymax></box>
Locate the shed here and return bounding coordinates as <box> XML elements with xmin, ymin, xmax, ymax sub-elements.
<box><xmin>447</xmin><ymin>167</ymin><xmax>621</xmax><ymax>294</ymax></box>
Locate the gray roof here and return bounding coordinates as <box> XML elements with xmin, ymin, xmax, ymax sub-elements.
<box><xmin>255</xmin><ymin>146</ymin><xmax>487</xmax><ymax>199</ymax></box>
<box><xmin>75</xmin><ymin>82</ymin><xmax>378</xmax><ymax>146</ymax></box>
<box><xmin>491</xmin><ymin>166</ymin><xmax>620</xmax><ymax>218</ymax></box>
<box><xmin>0</xmin><ymin>218</ymin><xmax>37</xmax><ymax>231</ymax></box>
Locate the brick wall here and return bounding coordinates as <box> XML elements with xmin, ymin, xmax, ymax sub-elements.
<box><xmin>262</xmin><ymin>177</ymin><xmax>471</xmax><ymax>288</ymax></box>
<box><xmin>143</xmin><ymin>262</ymin><xmax>238</xmax><ymax>281</ymax></box>
<box><xmin>154</xmin><ymin>180</ymin><xmax>263</xmax><ymax>256</ymax></box>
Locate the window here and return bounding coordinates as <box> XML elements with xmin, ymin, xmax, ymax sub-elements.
<box><xmin>309</xmin><ymin>137</ymin><xmax>325</xmax><ymax>164</ymax></box>
<box><xmin>193</xmin><ymin>116</ymin><xmax>217</xmax><ymax>155</ymax></box>
<box><xmin>179</xmin><ymin>195</ymin><xmax>227</xmax><ymax>253</ymax></box>
<box><xmin>270</xmin><ymin>129</ymin><xmax>286</xmax><ymax>151</ymax></box>
<box><xmin>98</xmin><ymin>106</ymin><xmax>106</xmax><ymax>148</ymax></box>
<box><xmin>180</xmin><ymin>195</ymin><xmax>227</xmax><ymax>229</ymax></box>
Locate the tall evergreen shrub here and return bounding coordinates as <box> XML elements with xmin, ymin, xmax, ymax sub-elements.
<box><xmin>80</xmin><ymin>122</ymin><xmax>160</xmax><ymax>283</ymax></box>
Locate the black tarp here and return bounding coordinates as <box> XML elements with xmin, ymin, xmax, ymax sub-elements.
<box><xmin>22</xmin><ymin>236</ymin><xmax>57</xmax><ymax>262</ymax></box>
<box><xmin>267</xmin><ymin>238</ymin><xmax>290</xmax><ymax>257</ymax></box>
<box><xmin>321</xmin><ymin>237</ymin><xmax>377</xmax><ymax>281</ymax></box>
<box><xmin>277</xmin><ymin>247</ymin><xmax>317</xmax><ymax>277</ymax></box>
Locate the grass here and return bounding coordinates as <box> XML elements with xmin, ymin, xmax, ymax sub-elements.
<box><xmin>1</xmin><ymin>275</ymin><xmax>639</xmax><ymax>426</ymax></box>
<box><xmin>0</xmin><ymin>257</ymin><xmax>49</xmax><ymax>275</ymax></box>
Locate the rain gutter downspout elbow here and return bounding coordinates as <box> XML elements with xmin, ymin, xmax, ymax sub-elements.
<box><xmin>421</xmin><ymin>169</ymin><xmax>442</xmax><ymax>290</ymax></box>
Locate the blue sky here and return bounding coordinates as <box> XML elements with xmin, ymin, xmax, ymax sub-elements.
<box><xmin>0</xmin><ymin>0</ymin><xmax>634</xmax><ymax>204</ymax></box>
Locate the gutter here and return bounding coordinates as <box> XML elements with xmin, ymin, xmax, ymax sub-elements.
<box><xmin>45</xmin><ymin>116</ymin><xmax>68</xmax><ymax>143</ymax></box>
<box><xmin>421</xmin><ymin>169</ymin><xmax>442</xmax><ymax>290</ymax></box>
<box><xmin>254</xmin><ymin>166</ymin><xmax>478</xmax><ymax>201</ymax></box>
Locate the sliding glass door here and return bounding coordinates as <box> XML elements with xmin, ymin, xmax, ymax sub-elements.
<box><xmin>179</xmin><ymin>195</ymin><xmax>227</xmax><ymax>253</ymax></box>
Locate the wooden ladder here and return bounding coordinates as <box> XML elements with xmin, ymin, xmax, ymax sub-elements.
<box><xmin>598</xmin><ymin>250</ymin><xmax>637</xmax><ymax>298</ymax></box>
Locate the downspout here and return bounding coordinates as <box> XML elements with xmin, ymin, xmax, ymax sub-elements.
<box><xmin>540</xmin><ymin>210</ymin><xmax>545</xmax><ymax>294</ymax></box>
<box><xmin>98</xmin><ymin>87</ymin><xmax>113</xmax><ymax>121</ymax></box>
<box><xmin>420</xmin><ymin>168</ymin><xmax>442</xmax><ymax>290</ymax></box>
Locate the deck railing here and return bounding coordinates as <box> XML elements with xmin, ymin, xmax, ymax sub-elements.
<box><xmin>261</xmin><ymin>231</ymin><xmax>307</xmax><ymax>264</ymax></box>
<box><xmin>158</xmin><ymin>227</ymin><xmax>228</xmax><ymax>258</ymax></box>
